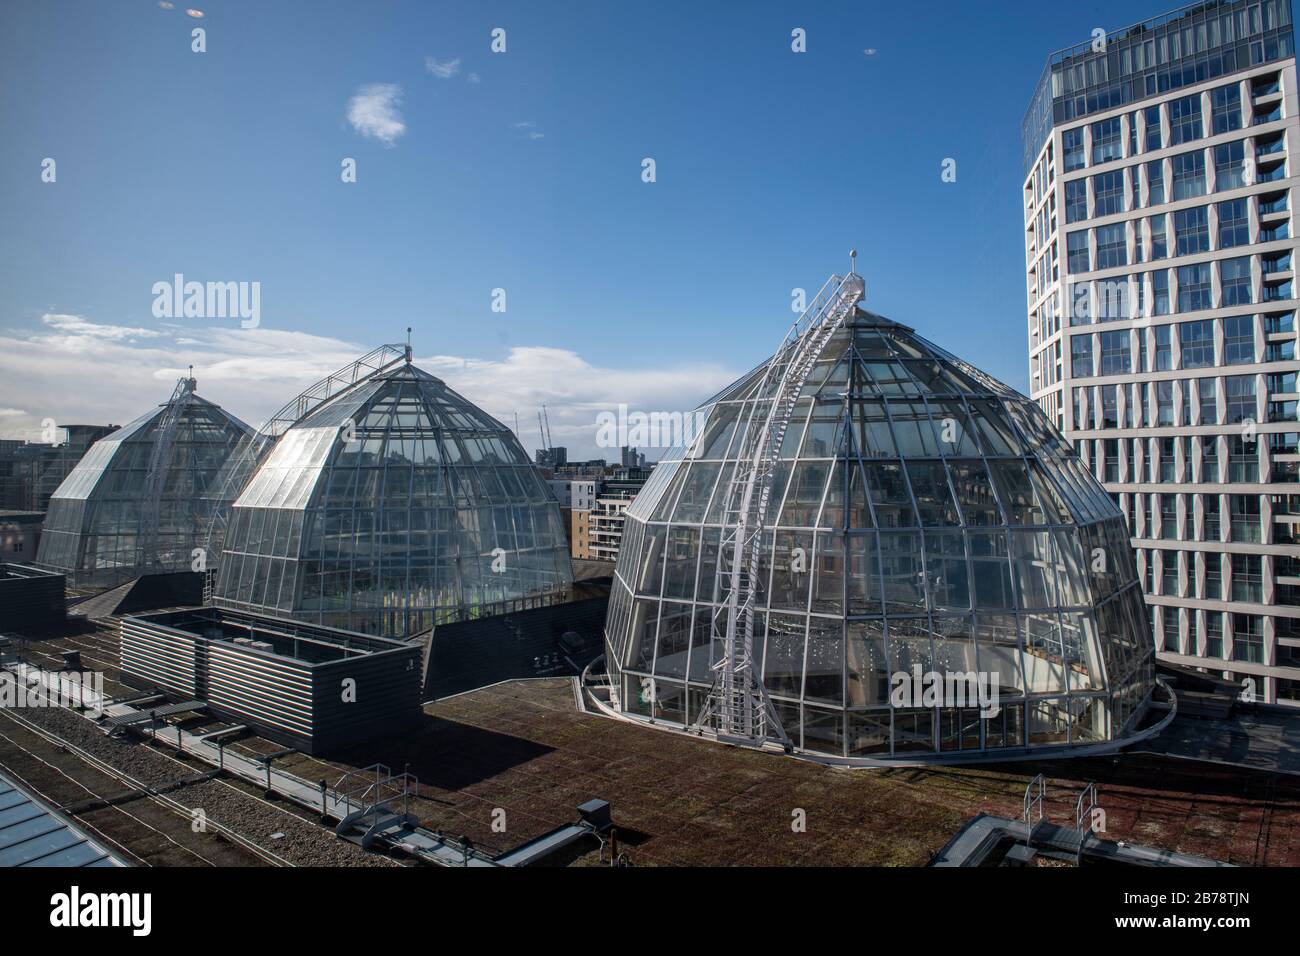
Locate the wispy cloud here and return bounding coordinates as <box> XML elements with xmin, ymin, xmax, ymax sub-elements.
<box><xmin>466</xmin><ymin>72</ymin><xmax>480</xmax><ymax>84</ymax></box>
<box><xmin>346</xmin><ymin>83</ymin><xmax>406</xmax><ymax>146</ymax></box>
<box><xmin>424</xmin><ymin>56</ymin><xmax>461</xmax><ymax>79</ymax></box>
<box><xmin>41</xmin><ymin>313</ymin><xmax>161</xmax><ymax>341</ymax></box>
<box><xmin>0</xmin><ymin>316</ymin><xmax>738</xmax><ymax>457</ymax></box>
<box><xmin>513</xmin><ymin>121</ymin><xmax>544</xmax><ymax>141</ymax></box>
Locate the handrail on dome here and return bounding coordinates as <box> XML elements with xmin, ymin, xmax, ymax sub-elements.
<box><xmin>692</xmin><ymin>270</ymin><xmax>864</xmax><ymax>747</ymax></box>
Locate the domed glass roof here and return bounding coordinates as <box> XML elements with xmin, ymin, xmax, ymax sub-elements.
<box><xmin>212</xmin><ymin>363</ymin><xmax>573</xmax><ymax>637</ymax></box>
<box><xmin>37</xmin><ymin>391</ymin><xmax>251</xmax><ymax>587</ymax></box>
<box><xmin>603</xmin><ymin>306</ymin><xmax>1156</xmax><ymax>762</ymax></box>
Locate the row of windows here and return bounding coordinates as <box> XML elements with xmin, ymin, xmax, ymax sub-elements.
<box><xmin>1067</xmin><ymin>195</ymin><xmax>1289</xmax><ymax>274</ymax></box>
<box><xmin>1138</xmin><ymin>548</ymin><xmax>1265</xmax><ymax>606</ymax></box>
<box><xmin>1148</xmin><ymin>603</ymin><xmax>1269</xmax><ymax>663</ymax></box>
<box><xmin>1063</xmin><ymin>267</ymin><xmax>1295</xmax><ymax>326</ymax></box>
<box><xmin>1068</xmin><ymin>313</ymin><xmax>1286</xmax><ymax>372</ymax></box>
<box><xmin>1060</xmin><ymin>70</ymin><xmax>1283</xmax><ymax>175</ymax></box>
<box><xmin>1071</xmin><ymin>376</ymin><xmax>1270</xmax><ymax>433</ymax></box>
<box><xmin>1094</xmin><ymin>433</ymin><xmax>1277</xmax><ymax>486</ymax></box>
<box><xmin>1062</xmin><ymin>137</ymin><xmax>1282</xmax><ymax>225</ymax></box>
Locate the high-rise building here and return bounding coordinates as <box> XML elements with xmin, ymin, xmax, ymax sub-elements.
<box><xmin>1022</xmin><ymin>0</ymin><xmax>1300</xmax><ymax>706</ymax></box>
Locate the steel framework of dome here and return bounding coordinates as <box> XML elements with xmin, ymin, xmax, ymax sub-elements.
<box><xmin>209</xmin><ymin>353</ymin><xmax>573</xmax><ymax>637</ymax></box>
<box><xmin>601</xmin><ymin>270</ymin><xmax>1162</xmax><ymax>763</ymax></box>
<box><xmin>36</xmin><ymin>377</ymin><xmax>252</xmax><ymax>588</ymax></box>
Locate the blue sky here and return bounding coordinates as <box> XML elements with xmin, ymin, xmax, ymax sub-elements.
<box><xmin>1</xmin><ymin>0</ymin><xmax>1156</xmax><ymax>457</ymax></box>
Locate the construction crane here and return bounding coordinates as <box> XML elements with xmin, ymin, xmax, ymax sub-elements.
<box><xmin>692</xmin><ymin>257</ymin><xmax>866</xmax><ymax>748</ymax></box>
<box><xmin>542</xmin><ymin>404</ymin><xmax>554</xmax><ymax>450</ymax></box>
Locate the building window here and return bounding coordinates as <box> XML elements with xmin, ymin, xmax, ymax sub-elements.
<box><xmin>1217</xmin><ymin>198</ymin><xmax>1249</xmax><ymax>248</ymax></box>
<box><xmin>1229</xmin><ymin>494</ymin><xmax>1262</xmax><ymax>543</ymax></box>
<box><xmin>1154</xmin><ymin>324</ymin><xmax>1172</xmax><ymax>371</ymax></box>
<box><xmin>1062</xmin><ymin>127</ymin><xmax>1085</xmax><ymax>172</ymax></box>
<box><xmin>1070</xmin><ymin>335</ymin><xmax>1094</xmax><ymax>377</ymax></box>
<box><xmin>1198</xmin><ymin>378</ymin><xmax>1217</xmax><ymax>425</ymax></box>
<box><xmin>1211</xmin><ymin>83</ymin><xmax>1243</xmax><ymax>134</ymax></box>
<box><xmin>1065</xmin><ymin>179</ymin><xmax>1087</xmax><ymax>223</ymax></box>
<box><xmin>1233</xmin><ymin>615</ymin><xmax>1265</xmax><ymax>663</ymax></box>
<box><xmin>1163</xmin><ymin>608</ymin><xmax>1182</xmax><ymax>650</ymax></box>
<box><xmin>1223</xmin><ymin>315</ymin><xmax>1255</xmax><ymax>364</ymax></box>
<box><xmin>1099</xmin><ymin>330</ymin><xmax>1132</xmax><ymax>374</ymax></box>
<box><xmin>1144</xmin><ymin>105</ymin><xmax>1162</xmax><ymax>152</ymax></box>
<box><xmin>1147</xmin><ymin>270</ymin><xmax>1168</xmax><ymax>316</ymax></box>
<box><xmin>1201</xmin><ymin>435</ymin><xmax>1220</xmax><ymax>480</ymax></box>
<box><xmin>1214</xmin><ymin>140</ymin><xmax>1247</xmax><ymax>190</ymax></box>
<box><xmin>1092</xmin><ymin>170</ymin><xmax>1125</xmax><ymax>217</ymax></box>
<box><xmin>1206</xmin><ymin>612</ymin><xmax>1224</xmax><ymax>656</ymax></box>
<box><xmin>1095</xmin><ymin>223</ymin><xmax>1127</xmax><ymax>269</ymax></box>
<box><xmin>1067</xmin><ymin>230</ymin><xmax>1090</xmax><ymax>273</ymax></box>
<box><xmin>1227</xmin><ymin>435</ymin><xmax>1260</xmax><ymax>482</ymax></box>
<box><xmin>1231</xmin><ymin>554</ymin><xmax>1262</xmax><ymax>603</ymax></box>
<box><xmin>1220</xmin><ymin>256</ymin><xmax>1253</xmax><ymax>306</ymax></box>
<box><xmin>1100</xmin><ymin>385</ymin><xmax>1119</xmax><ymax>429</ymax></box>
<box><xmin>1168</xmin><ymin>94</ymin><xmax>1203</xmax><ymax>145</ymax></box>
<box><xmin>1173</xmin><ymin>206</ymin><xmax>1209</xmax><ymax>255</ymax></box>
<box><xmin>1171</xmin><ymin>150</ymin><xmax>1207</xmax><ymax>200</ymax></box>
<box><xmin>1146</xmin><ymin>160</ymin><xmax>1165</xmax><ymax>206</ymax></box>
<box><xmin>1091</xmin><ymin>116</ymin><xmax>1123</xmax><ymax>165</ymax></box>
<box><xmin>1225</xmin><ymin>374</ymin><xmax>1256</xmax><ymax>423</ymax></box>
<box><xmin>1177</xmin><ymin>262</ymin><xmax>1212</xmax><ymax>312</ymax></box>
<box><xmin>1178</xmin><ymin>319</ymin><xmax>1214</xmax><ymax>368</ymax></box>
<box><xmin>1156</xmin><ymin>380</ymin><xmax>1175</xmax><ymax>427</ymax></box>
<box><xmin>1149</xmin><ymin>213</ymin><xmax>1168</xmax><ymax>258</ymax></box>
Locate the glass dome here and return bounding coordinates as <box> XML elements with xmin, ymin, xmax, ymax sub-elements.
<box><xmin>211</xmin><ymin>362</ymin><xmax>573</xmax><ymax>637</ymax></box>
<box><xmin>37</xmin><ymin>390</ymin><xmax>251</xmax><ymax>588</ymax></box>
<box><xmin>603</xmin><ymin>306</ymin><xmax>1156</xmax><ymax>762</ymax></box>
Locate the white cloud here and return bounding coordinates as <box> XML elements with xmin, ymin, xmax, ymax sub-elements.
<box><xmin>424</xmin><ymin>57</ymin><xmax>461</xmax><ymax>79</ymax></box>
<box><xmin>346</xmin><ymin>83</ymin><xmax>406</xmax><ymax>146</ymax></box>
<box><xmin>466</xmin><ymin>72</ymin><xmax>480</xmax><ymax>84</ymax></box>
<box><xmin>0</xmin><ymin>316</ymin><xmax>740</xmax><ymax>459</ymax></box>
<box><xmin>40</xmin><ymin>313</ymin><xmax>161</xmax><ymax>341</ymax></box>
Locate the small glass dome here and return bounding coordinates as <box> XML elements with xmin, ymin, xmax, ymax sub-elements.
<box><xmin>212</xmin><ymin>362</ymin><xmax>573</xmax><ymax>636</ymax></box>
<box><xmin>37</xmin><ymin>390</ymin><xmax>251</xmax><ymax>587</ymax></box>
<box><xmin>603</xmin><ymin>305</ymin><xmax>1156</xmax><ymax>762</ymax></box>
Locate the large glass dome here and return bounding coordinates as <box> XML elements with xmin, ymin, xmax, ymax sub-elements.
<box><xmin>37</xmin><ymin>387</ymin><xmax>251</xmax><ymax>588</ymax></box>
<box><xmin>603</xmin><ymin>303</ymin><xmax>1157</xmax><ymax>762</ymax></box>
<box><xmin>211</xmin><ymin>362</ymin><xmax>573</xmax><ymax>637</ymax></box>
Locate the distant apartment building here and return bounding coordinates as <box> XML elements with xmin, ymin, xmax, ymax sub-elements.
<box><xmin>1022</xmin><ymin>0</ymin><xmax>1300</xmax><ymax>705</ymax></box>
<box><xmin>0</xmin><ymin>511</ymin><xmax>44</xmax><ymax>559</ymax></box>
<box><xmin>0</xmin><ymin>424</ymin><xmax>117</xmax><ymax>512</ymax></box>
<box><xmin>588</xmin><ymin>467</ymin><xmax>652</xmax><ymax>562</ymax></box>
<box><xmin>549</xmin><ymin>478</ymin><xmax>604</xmax><ymax>560</ymax></box>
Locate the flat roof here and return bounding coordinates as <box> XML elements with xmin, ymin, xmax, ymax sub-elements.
<box><xmin>126</xmin><ymin>607</ymin><xmax>416</xmax><ymax>666</ymax></box>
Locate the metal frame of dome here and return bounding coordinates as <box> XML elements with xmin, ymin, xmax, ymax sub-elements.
<box><xmin>35</xmin><ymin>377</ymin><xmax>252</xmax><ymax>589</ymax></box>
<box><xmin>209</xmin><ymin>348</ymin><xmax>574</xmax><ymax>638</ymax></box>
<box><xmin>598</xmin><ymin>265</ymin><xmax>1174</xmax><ymax>765</ymax></box>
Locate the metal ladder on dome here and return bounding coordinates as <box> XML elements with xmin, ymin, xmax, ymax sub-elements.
<box><xmin>137</xmin><ymin>374</ymin><xmax>197</xmax><ymax>571</ymax></box>
<box><xmin>691</xmin><ymin>268</ymin><xmax>865</xmax><ymax>746</ymax></box>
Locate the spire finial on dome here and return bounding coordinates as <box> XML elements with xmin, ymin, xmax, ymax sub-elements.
<box><xmin>849</xmin><ymin>249</ymin><xmax>858</xmax><ymax>275</ymax></box>
<box><xmin>405</xmin><ymin>327</ymin><xmax>413</xmax><ymax>363</ymax></box>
